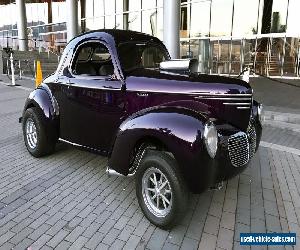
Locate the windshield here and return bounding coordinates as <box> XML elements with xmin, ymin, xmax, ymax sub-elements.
<box><xmin>118</xmin><ymin>41</ymin><xmax>169</xmax><ymax>72</ymax></box>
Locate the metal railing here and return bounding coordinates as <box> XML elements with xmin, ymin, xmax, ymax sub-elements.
<box><xmin>0</xmin><ymin>21</ymin><xmax>67</xmax><ymax>53</ymax></box>
<box><xmin>2</xmin><ymin>55</ymin><xmax>35</xmax><ymax>83</ymax></box>
<box><xmin>181</xmin><ymin>33</ymin><xmax>300</xmax><ymax>78</ymax></box>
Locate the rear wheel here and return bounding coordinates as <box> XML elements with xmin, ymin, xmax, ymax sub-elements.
<box><xmin>22</xmin><ymin>107</ymin><xmax>56</xmax><ymax>157</ymax></box>
<box><xmin>135</xmin><ymin>150</ymin><xmax>188</xmax><ymax>229</ymax></box>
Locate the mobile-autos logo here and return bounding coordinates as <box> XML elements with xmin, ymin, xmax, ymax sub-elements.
<box><xmin>240</xmin><ymin>233</ymin><xmax>296</xmax><ymax>245</ymax></box>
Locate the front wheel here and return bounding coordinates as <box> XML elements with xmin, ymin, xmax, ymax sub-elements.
<box><xmin>22</xmin><ymin>107</ymin><xmax>56</xmax><ymax>157</ymax></box>
<box><xmin>135</xmin><ymin>151</ymin><xmax>188</xmax><ymax>229</ymax></box>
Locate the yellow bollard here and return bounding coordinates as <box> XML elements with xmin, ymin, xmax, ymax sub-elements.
<box><xmin>35</xmin><ymin>60</ymin><xmax>43</xmax><ymax>88</ymax></box>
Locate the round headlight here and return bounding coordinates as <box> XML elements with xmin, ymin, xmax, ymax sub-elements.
<box><xmin>257</xmin><ymin>103</ymin><xmax>263</xmax><ymax>124</ymax></box>
<box><xmin>203</xmin><ymin>121</ymin><xmax>218</xmax><ymax>158</ymax></box>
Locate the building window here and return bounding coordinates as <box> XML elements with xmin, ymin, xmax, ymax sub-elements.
<box><xmin>286</xmin><ymin>0</ymin><xmax>300</xmax><ymax>34</ymax></box>
<box><xmin>141</xmin><ymin>0</ymin><xmax>157</xmax><ymax>36</ymax></box>
<box><xmin>190</xmin><ymin>0</ymin><xmax>211</xmax><ymax>37</ymax></box>
<box><xmin>93</xmin><ymin>0</ymin><xmax>105</xmax><ymax>29</ymax></box>
<box><xmin>232</xmin><ymin>0</ymin><xmax>261</xmax><ymax>36</ymax></box>
<box><xmin>210</xmin><ymin>0</ymin><xmax>234</xmax><ymax>37</ymax></box>
<box><xmin>271</xmin><ymin>0</ymin><xmax>289</xmax><ymax>33</ymax></box>
<box><xmin>128</xmin><ymin>0</ymin><xmax>141</xmax><ymax>32</ymax></box>
<box><xmin>180</xmin><ymin>0</ymin><xmax>188</xmax><ymax>38</ymax></box>
<box><xmin>104</xmin><ymin>0</ymin><xmax>116</xmax><ymax>29</ymax></box>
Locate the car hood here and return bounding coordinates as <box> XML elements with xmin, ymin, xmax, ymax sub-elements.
<box><xmin>125</xmin><ymin>68</ymin><xmax>251</xmax><ymax>95</ymax></box>
<box><xmin>125</xmin><ymin>68</ymin><xmax>253</xmax><ymax>131</ymax></box>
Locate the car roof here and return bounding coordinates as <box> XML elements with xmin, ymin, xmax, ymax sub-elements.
<box><xmin>73</xmin><ymin>29</ymin><xmax>161</xmax><ymax>45</ymax></box>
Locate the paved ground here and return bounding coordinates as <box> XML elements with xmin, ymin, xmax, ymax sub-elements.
<box><xmin>0</xmin><ymin>77</ymin><xmax>299</xmax><ymax>250</ymax></box>
<box><xmin>249</xmin><ymin>77</ymin><xmax>300</xmax><ymax>112</ymax></box>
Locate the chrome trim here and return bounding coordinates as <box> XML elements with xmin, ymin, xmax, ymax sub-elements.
<box><xmin>196</xmin><ymin>93</ymin><xmax>252</xmax><ymax>96</ymax></box>
<box><xmin>247</xmin><ymin>124</ymin><xmax>257</xmax><ymax>158</ymax></box>
<box><xmin>228</xmin><ymin>132</ymin><xmax>250</xmax><ymax>167</ymax></box>
<box><xmin>195</xmin><ymin>97</ymin><xmax>252</xmax><ymax>101</ymax></box>
<box><xmin>237</xmin><ymin>107</ymin><xmax>251</xmax><ymax>109</ymax></box>
<box><xmin>59</xmin><ymin>138</ymin><xmax>85</xmax><ymax>147</ymax></box>
<box><xmin>61</xmin><ymin>81</ymin><xmax>122</xmax><ymax>91</ymax></box>
<box><xmin>125</xmin><ymin>90</ymin><xmax>253</xmax><ymax>96</ymax></box>
<box><xmin>228</xmin><ymin>125</ymin><xmax>257</xmax><ymax>168</ymax></box>
<box><xmin>223</xmin><ymin>103</ymin><xmax>251</xmax><ymax>106</ymax></box>
<box><xmin>196</xmin><ymin>92</ymin><xmax>253</xmax><ymax>110</ymax></box>
<box><xmin>59</xmin><ymin>138</ymin><xmax>103</xmax><ymax>153</ymax></box>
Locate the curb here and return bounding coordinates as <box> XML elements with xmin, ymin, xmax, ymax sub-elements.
<box><xmin>264</xmin><ymin>110</ymin><xmax>300</xmax><ymax>125</ymax></box>
<box><xmin>261</xmin><ymin>141</ymin><xmax>300</xmax><ymax>155</ymax></box>
<box><xmin>263</xmin><ymin>120</ymin><xmax>300</xmax><ymax>133</ymax></box>
<box><xmin>263</xmin><ymin>109</ymin><xmax>300</xmax><ymax>133</ymax></box>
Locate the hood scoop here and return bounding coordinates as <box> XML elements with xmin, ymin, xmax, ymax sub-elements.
<box><xmin>160</xmin><ymin>59</ymin><xmax>198</xmax><ymax>75</ymax></box>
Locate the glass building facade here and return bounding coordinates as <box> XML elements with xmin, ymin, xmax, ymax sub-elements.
<box><xmin>0</xmin><ymin>0</ymin><xmax>299</xmax><ymax>77</ymax></box>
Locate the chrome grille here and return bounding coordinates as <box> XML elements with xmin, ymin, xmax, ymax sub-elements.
<box><xmin>247</xmin><ymin>124</ymin><xmax>257</xmax><ymax>158</ymax></box>
<box><xmin>195</xmin><ymin>93</ymin><xmax>252</xmax><ymax>110</ymax></box>
<box><xmin>228</xmin><ymin>132</ymin><xmax>249</xmax><ymax>167</ymax></box>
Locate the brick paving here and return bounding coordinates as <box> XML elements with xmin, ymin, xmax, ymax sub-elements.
<box><xmin>262</xmin><ymin>126</ymin><xmax>300</xmax><ymax>150</ymax></box>
<box><xmin>0</xmin><ymin>82</ymin><xmax>299</xmax><ymax>250</ymax></box>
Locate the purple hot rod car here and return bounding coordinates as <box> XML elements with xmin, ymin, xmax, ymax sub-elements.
<box><xmin>21</xmin><ymin>30</ymin><xmax>262</xmax><ymax>228</ymax></box>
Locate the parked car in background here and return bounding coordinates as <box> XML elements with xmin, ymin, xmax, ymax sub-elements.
<box><xmin>20</xmin><ymin>30</ymin><xmax>262</xmax><ymax>228</ymax></box>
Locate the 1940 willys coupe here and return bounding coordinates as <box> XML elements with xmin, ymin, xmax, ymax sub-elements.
<box><xmin>21</xmin><ymin>30</ymin><xmax>262</xmax><ymax>228</ymax></box>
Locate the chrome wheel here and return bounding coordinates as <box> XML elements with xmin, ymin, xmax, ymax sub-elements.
<box><xmin>142</xmin><ymin>167</ymin><xmax>172</xmax><ymax>217</ymax></box>
<box><xmin>25</xmin><ymin>118</ymin><xmax>37</xmax><ymax>149</ymax></box>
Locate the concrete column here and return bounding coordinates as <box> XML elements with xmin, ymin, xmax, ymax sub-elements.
<box><xmin>16</xmin><ymin>0</ymin><xmax>28</xmax><ymax>51</ymax></box>
<box><xmin>66</xmin><ymin>0</ymin><xmax>79</xmax><ymax>42</ymax></box>
<box><xmin>198</xmin><ymin>40</ymin><xmax>209</xmax><ymax>73</ymax></box>
<box><xmin>163</xmin><ymin>0</ymin><xmax>180</xmax><ymax>59</ymax></box>
<box><xmin>123</xmin><ymin>0</ymin><xmax>129</xmax><ymax>30</ymax></box>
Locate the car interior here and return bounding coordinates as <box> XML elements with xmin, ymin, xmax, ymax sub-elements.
<box><xmin>118</xmin><ymin>42</ymin><xmax>166</xmax><ymax>72</ymax></box>
<box><xmin>73</xmin><ymin>42</ymin><xmax>114</xmax><ymax>77</ymax></box>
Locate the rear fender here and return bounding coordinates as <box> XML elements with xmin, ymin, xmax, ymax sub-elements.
<box><xmin>23</xmin><ymin>84</ymin><xmax>58</xmax><ymax>120</ymax></box>
<box><xmin>108</xmin><ymin>106</ymin><xmax>208</xmax><ymax>176</ymax></box>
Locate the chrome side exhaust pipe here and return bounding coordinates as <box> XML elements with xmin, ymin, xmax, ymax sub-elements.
<box><xmin>106</xmin><ymin>167</ymin><xmax>135</xmax><ymax>177</ymax></box>
<box><xmin>209</xmin><ymin>181</ymin><xmax>224</xmax><ymax>191</ymax></box>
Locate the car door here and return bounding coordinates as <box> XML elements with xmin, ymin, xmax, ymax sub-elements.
<box><xmin>58</xmin><ymin>41</ymin><xmax>126</xmax><ymax>153</ymax></box>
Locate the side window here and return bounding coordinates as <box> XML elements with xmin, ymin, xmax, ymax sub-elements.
<box><xmin>77</xmin><ymin>47</ymin><xmax>92</xmax><ymax>62</ymax></box>
<box><xmin>72</xmin><ymin>42</ymin><xmax>114</xmax><ymax>76</ymax></box>
<box><xmin>91</xmin><ymin>46</ymin><xmax>111</xmax><ymax>61</ymax></box>
<box><xmin>142</xmin><ymin>46</ymin><xmax>166</xmax><ymax>68</ymax></box>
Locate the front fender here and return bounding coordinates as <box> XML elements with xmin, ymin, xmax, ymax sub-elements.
<box><xmin>108</xmin><ymin>106</ymin><xmax>208</xmax><ymax>176</ymax></box>
<box><xmin>23</xmin><ymin>84</ymin><xmax>58</xmax><ymax>120</ymax></box>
